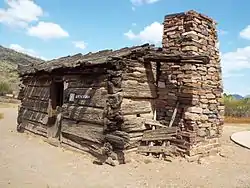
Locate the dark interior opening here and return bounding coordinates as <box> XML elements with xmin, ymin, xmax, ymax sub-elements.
<box><xmin>51</xmin><ymin>79</ymin><xmax>64</xmax><ymax>110</ymax></box>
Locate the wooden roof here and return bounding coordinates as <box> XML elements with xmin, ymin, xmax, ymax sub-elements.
<box><xmin>18</xmin><ymin>44</ymin><xmax>157</xmax><ymax>76</ymax></box>
<box><xmin>18</xmin><ymin>43</ymin><xmax>209</xmax><ymax>76</ymax></box>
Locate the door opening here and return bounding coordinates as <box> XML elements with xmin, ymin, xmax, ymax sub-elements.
<box><xmin>48</xmin><ymin>78</ymin><xmax>64</xmax><ymax>138</ymax></box>
<box><xmin>51</xmin><ymin>79</ymin><xmax>64</xmax><ymax>110</ymax></box>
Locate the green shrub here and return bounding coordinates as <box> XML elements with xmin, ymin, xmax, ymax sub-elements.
<box><xmin>0</xmin><ymin>81</ymin><xmax>12</xmax><ymax>95</ymax></box>
<box><xmin>0</xmin><ymin>113</ymin><xmax>3</xmax><ymax>120</ymax></box>
<box><xmin>223</xmin><ymin>94</ymin><xmax>250</xmax><ymax>118</ymax></box>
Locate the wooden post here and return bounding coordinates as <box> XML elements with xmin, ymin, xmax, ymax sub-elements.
<box><xmin>159</xmin><ymin>141</ymin><xmax>166</xmax><ymax>160</ymax></box>
<box><xmin>148</xmin><ymin>125</ymin><xmax>155</xmax><ymax>157</ymax></box>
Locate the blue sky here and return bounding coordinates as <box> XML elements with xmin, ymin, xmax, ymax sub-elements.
<box><xmin>0</xmin><ymin>0</ymin><xmax>250</xmax><ymax>96</ymax></box>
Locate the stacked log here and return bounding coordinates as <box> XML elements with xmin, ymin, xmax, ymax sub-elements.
<box><xmin>60</xmin><ymin>68</ymin><xmax>108</xmax><ymax>156</ymax></box>
<box><xmin>160</xmin><ymin>10</ymin><xmax>223</xmax><ymax>157</ymax></box>
<box><xmin>120</xmin><ymin>60</ymin><xmax>157</xmax><ymax>150</ymax></box>
<box><xmin>103</xmin><ymin>59</ymin><xmax>130</xmax><ymax>152</ymax></box>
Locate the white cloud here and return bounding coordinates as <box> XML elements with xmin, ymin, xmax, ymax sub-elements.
<box><xmin>131</xmin><ymin>0</ymin><xmax>160</xmax><ymax>6</ymax></box>
<box><xmin>9</xmin><ymin>44</ymin><xmax>46</xmax><ymax>60</ymax></box>
<box><xmin>27</xmin><ymin>22</ymin><xmax>69</xmax><ymax>39</ymax></box>
<box><xmin>73</xmin><ymin>41</ymin><xmax>87</xmax><ymax>50</ymax></box>
<box><xmin>132</xmin><ymin>23</ymin><xmax>137</xmax><ymax>26</ymax></box>
<box><xmin>218</xmin><ymin>30</ymin><xmax>228</xmax><ymax>35</ymax></box>
<box><xmin>0</xmin><ymin>0</ymin><xmax>43</xmax><ymax>27</ymax></box>
<box><xmin>132</xmin><ymin>6</ymin><xmax>136</xmax><ymax>11</ymax></box>
<box><xmin>124</xmin><ymin>22</ymin><xmax>163</xmax><ymax>45</ymax></box>
<box><xmin>240</xmin><ymin>25</ymin><xmax>250</xmax><ymax>40</ymax></box>
<box><xmin>221</xmin><ymin>46</ymin><xmax>250</xmax><ymax>77</ymax></box>
<box><xmin>124</xmin><ymin>30</ymin><xmax>137</xmax><ymax>40</ymax></box>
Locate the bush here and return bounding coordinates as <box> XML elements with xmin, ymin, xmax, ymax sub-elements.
<box><xmin>0</xmin><ymin>113</ymin><xmax>3</xmax><ymax>120</ymax></box>
<box><xmin>0</xmin><ymin>81</ymin><xmax>12</xmax><ymax>95</ymax></box>
<box><xmin>223</xmin><ymin>94</ymin><xmax>250</xmax><ymax>123</ymax></box>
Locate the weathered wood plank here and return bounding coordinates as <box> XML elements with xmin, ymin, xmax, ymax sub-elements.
<box><xmin>66</xmin><ymin>75</ymin><xmax>107</xmax><ymax>88</ymax></box>
<box><xmin>123</xmin><ymin>61</ymin><xmax>157</xmax><ymax>82</ymax></box>
<box><xmin>64</xmin><ymin>87</ymin><xmax>107</xmax><ymax>108</ymax></box>
<box><xmin>121</xmin><ymin>98</ymin><xmax>153</xmax><ymax>115</ymax></box>
<box><xmin>123</xmin><ymin>89</ymin><xmax>157</xmax><ymax>99</ymax></box>
<box><xmin>144</xmin><ymin>119</ymin><xmax>169</xmax><ymax>128</ymax></box>
<box><xmin>129</xmin><ymin>132</ymin><xmax>144</xmax><ymax>138</ymax></box>
<box><xmin>127</xmin><ymin>138</ymin><xmax>142</xmax><ymax>150</ymax></box>
<box><xmin>121</xmin><ymin>117</ymin><xmax>148</xmax><ymax>132</ymax></box>
<box><xmin>122</xmin><ymin>80</ymin><xmax>156</xmax><ymax>91</ymax></box>
<box><xmin>24</xmin><ymin>86</ymin><xmax>50</xmax><ymax>100</ymax></box>
<box><xmin>22</xmin><ymin>98</ymin><xmax>49</xmax><ymax>113</ymax></box>
<box><xmin>63</xmin><ymin>67</ymin><xmax>107</xmax><ymax>75</ymax></box>
<box><xmin>125</xmin><ymin>60</ymin><xmax>157</xmax><ymax>69</ymax></box>
<box><xmin>142</xmin><ymin>127</ymin><xmax>177</xmax><ymax>141</ymax></box>
<box><xmin>62</xmin><ymin>104</ymin><xmax>104</xmax><ymax>125</ymax></box>
<box><xmin>61</xmin><ymin>119</ymin><xmax>104</xmax><ymax>144</ymax></box>
<box><xmin>61</xmin><ymin>133</ymin><xmax>102</xmax><ymax>157</ymax></box>
<box><xmin>22</xmin><ymin>76</ymin><xmax>51</xmax><ymax>87</ymax></box>
<box><xmin>20</xmin><ymin>120</ymin><xmax>47</xmax><ymax>137</ymax></box>
<box><xmin>19</xmin><ymin>107</ymin><xmax>48</xmax><ymax>125</ymax></box>
<box><xmin>122</xmin><ymin>80</ymin><xmax>157</xmax><ymax>98</ymax></box>
<box><xmin>105</xmin><ymin>131</ymin><xmax>130</xmax><ymax>150</ymax></box>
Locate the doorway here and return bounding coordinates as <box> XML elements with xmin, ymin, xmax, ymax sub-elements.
<box><xmin>51</xmin><ymin>78</ymin><xmax>64</xmax><ymax>110</ymax></box>
<box><xmin>47</xmin><ymin>77</ymin><xmax>64</xmax><ymax>139</ymax></box>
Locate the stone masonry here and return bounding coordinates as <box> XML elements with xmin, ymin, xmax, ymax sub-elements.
<box><xmin>159</xmin><ymin>10</ymin><xmax>224</xmax><ymax>157</ymax></box>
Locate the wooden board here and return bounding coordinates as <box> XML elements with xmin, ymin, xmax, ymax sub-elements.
<box><xmin>20</xmin><ymin>120</ymin><xmax>47</xmax><ymax>137</ymax></box>
<box><xmin>144</xmin><ymin>119</ymin><xmax>169</xmax><ymax>128</ymax></box>
<box><xmin>122</xmin><ymin>80</ymin><xmax>156</xmax><ymax>92</ymax></box>
<box><xmin>121</xmin><ymin>117</ymin><xmax>148</xmax><ymax>132</ymax></box>
<box><xmin>19</xmin><ymin>107</ymin><xmax>48</xmax><ymax>125</ymax></box>
<box><xmin>61</xmin><ymin>134</ymin><xmax>102</xmax><ymax>157</ymax></box>
<box><xmin>121</xmin><ymin>98</ymin><xmax>153</xmax><ymax>115</ymax></box>
<box><xmin>62</xmin><ymin>104</ymin><xmax>104</xmax><ymax>125</ymax></box>
<box><xmin>61</xmin><ymin>119</ymin><xmax>104</xmax><ymax>144</ymax></box>
<box><xmin>123</xmin><ymin>61</ymin><xmax>157</xmax><ymax>82</ymax></box>
<box><xmin>66</xmin><ymin>75</ymin><xmax>107</xmax><ymax>88</ymax></box>
<box><xmin>122</xmin><ymin>80</ymin><xmax>157</xmax><ymax>99</ymax></box>
<box><xmin>24</xmin><ymin>86</ymin><xmax>50</xmax><ymax>100</ymax></box>
<box><xmin>123</xmin><ymin>89</ymin><xmax>157</xmax><ymax>99</ymax></box>
<box><xmin>22</xmin><ymin>98</ymin><xmax>49</xmax><ymax>113</ymax></box>
<box><xmin>142</xmin><ymin>127</ymin><xmax>177</xmax><ymax>141</ymax></box>
<box><xmin>64</xmin><ymin>87</ymin><xmax>107</xmax><ymax>108</ymax></box>
<box><xmin>22</xmin><ymin>76</ymin><xmax>51</xmax><ymax>87</ymax></box>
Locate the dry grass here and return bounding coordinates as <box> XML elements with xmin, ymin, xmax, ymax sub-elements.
<box><xmin>0</xmin><ymin>113</ymin><xmax>4</xmax><ymax>120</ymax></box>
<box><xmin>224</xmin><ymin>116</ymin><xmax>250</xmax><ymax>124</ymax></box>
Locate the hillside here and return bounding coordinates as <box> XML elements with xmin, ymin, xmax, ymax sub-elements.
<box><xmin>0</xmin><ymin>45</ymin><xmax>44</xmax><ymax>94</ymax></box>
<box><xmin>231</xmin><ymin>94</ymin><xmax>244</xmax><ymax>100</ymax></box>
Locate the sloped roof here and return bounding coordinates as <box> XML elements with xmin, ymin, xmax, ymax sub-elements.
<box><xmin>17</xmin><ymin>43</ymin><xmax>210</xmax><ymax>76</ymax></box>
<box><xmin>17</xmin><ymin>43</ymin><xmax>158</xmax><ymax>76</ymax></box>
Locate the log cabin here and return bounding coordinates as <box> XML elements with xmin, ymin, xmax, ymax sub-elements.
<box><xmin>17</xmin><ymin>10</ymin><xmax>224</xmax><ymax>163</ymax></box>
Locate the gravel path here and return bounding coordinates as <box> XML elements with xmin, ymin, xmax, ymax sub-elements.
<box><xmin>0</xmin><ymin>107</ymin><xmax>250</xmax><ymax>188</ymax></box>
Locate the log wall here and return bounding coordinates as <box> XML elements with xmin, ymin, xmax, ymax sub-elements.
<box><xmin>17</xmin><ymin>75</ymin><xmax>51</xmax><ymax>136</ymax></box>
<box><xmin>121</xmin><ymin>60</ymin><xmax>157</xmax><ymax>149</ymax></box>
<box><xmin>61</xmin><ymin>71</ymin><xmax>108</xmax><ymax>155</ymax></box>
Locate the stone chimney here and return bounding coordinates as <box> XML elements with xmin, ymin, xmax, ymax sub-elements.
<box><xmin>159</xmin><ymin>10</ymin><xmax>224</xmax><ymax>158</ymax></box>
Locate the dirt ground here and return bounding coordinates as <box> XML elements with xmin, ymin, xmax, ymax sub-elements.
<box><xmin>1</xmin><ymin>106</ymin><xmax>250</xmax><ymax>188</ymax></box>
